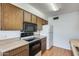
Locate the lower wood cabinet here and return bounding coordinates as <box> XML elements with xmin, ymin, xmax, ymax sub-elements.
<box><xmin>41</xmin><ymin>37</ymin><xmax>46</xmax><ymax>54</ymax></box>
<box><xmin>3</xmin><ymin>45</ymin><xmax>29</xmax><ymax>56</ymax></box>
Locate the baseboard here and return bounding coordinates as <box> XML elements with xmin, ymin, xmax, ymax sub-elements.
<box><xmin>53</xmin><ymin>46</ymin><xmax>72</xmax><ymax>51</ymax></box>
<box><xmin>53</xmin><ymin>45</ymin><xmax>71</xmax><ymax>50</ymax></box>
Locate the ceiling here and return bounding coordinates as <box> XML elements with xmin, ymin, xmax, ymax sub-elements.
<box><xmin>29</xmin><ymin>3</ymin><xmax>79</xmax><ymax>18</ymax></box>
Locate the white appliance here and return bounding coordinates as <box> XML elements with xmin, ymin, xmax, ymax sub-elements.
<box><xmin>40</xmin><ymin>25</ymin><xmax>53</xmax><ymax>49</ymax></box>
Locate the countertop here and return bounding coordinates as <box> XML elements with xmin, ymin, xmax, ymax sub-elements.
<box><xmin>0</xmin><ymin>35</ymin><xmax>46</xmax><ymax>56</ymax></box>
<box><xmin>21</xmin><ymin>35</ymin><xmax>46</xmax><ymax>40</ymax></box>
<box><xmin>70</xmin><ymin>39</ymin><xmax>79</xmax><ymax>47</ymax></box>
<box><xmin>21</xmin><ymin>35</ymin><xmax>46</xmax><ymax>43</ymax></box>
<box><xmin>0</xmin><ymin>37</ymin><xmax>29</xmax><ymax>56</ymax></box>
<box><xmin>70</xmin><ymin>39</ymin><xmax>79</xmax><ymax>56</ymax></box>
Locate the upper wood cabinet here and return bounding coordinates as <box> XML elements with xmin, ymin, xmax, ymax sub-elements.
<box><xmin>0</xmin><ymin>3</ymin><xmax>48</xmax><ymax>30</ymax></box>
<box><xmin>32</xmin><ymin>14</ymin><xmax>36</xmax><ymax>24</ymax></box>
<box><xmin>1</xmin><ymin>3</ymin><xmax>23</xmax><ymax>30</ymax></box>
<box><xmin>37</xmin><ymin>17</ymin><xmax>42</xmax><ymax>25</ymax></box>
<box><xmin>45</xmin><ymin>20</ymin><xmax>48</xmax><ymax>25</ymax></box>
<box><xmin>0</xmin><ymin>4</ymin><xmax>1</xmax><ymax>30</ymax></box>
<box><xmin>42</xmin><ymin>20</ymin><xmax>45</xmax><ymax>25</ymax></box>
<box><xmin>37</xmin><ymin>17</ymin><xmax>43</xmax><ymax>30</ymax></box>
<box><xmin>42</xmin><ymin>19</ymin><xmax>48</xmax><ymax>25</ymax></box>
<box><xmin>24</xmin><ymin>11</ymin><xmax>31</xmax><ymax>23</ymax></box>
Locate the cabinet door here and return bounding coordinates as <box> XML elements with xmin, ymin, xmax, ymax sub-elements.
<box><xmin>41</xmin><ymin>38</ymin><xmax>46</xmax><ymax>54</ymax></box>
<box><xmin>42</xmin><ymin>19</ymin><xmax>48</xmax><ymax>25</ymax></box>
<box><xmin>37</xmin><ymin>17</ymin><xmax>42</xmax><ymax>30</ymax></box>
<box><xmin>0</xmin><ymin>4</ymin><xmax>1</xmax><ymax>30</ymax></box>
<box><xmin>2</xmin><ymin>3</ymin><xmax>23</xmax><ymax>30</ymax></box>
<box><xmin>24</xmin><ymin>11</ymin><xmax>31</xmax><ymax>23</ymax></box>
<box><xmin>32</xmin><ymin>14</ymin><xmax>36</xmax><ymax>24</ymax></box>
<box><xmin>42</xmin><ymin>20</ymin><xmax>45</xmax><ymax>25</ymax></box>
<box><xmin>45</xmin><ymin>20</ymin><xmax>48</xmax><ymax>25</ymax></box>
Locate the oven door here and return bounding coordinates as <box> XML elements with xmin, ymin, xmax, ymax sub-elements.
<box><xmin>29</xmin><ymin>40</ymin><xmax>41</xmax><ymax>56</ymax></box>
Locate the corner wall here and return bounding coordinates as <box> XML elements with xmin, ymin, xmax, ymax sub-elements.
<box><xmin>48</xmin><ymin>12</ymin><xmax>79</xmax><ymax>50</ymax></box>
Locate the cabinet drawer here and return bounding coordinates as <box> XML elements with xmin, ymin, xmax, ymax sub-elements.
<box><xmin>3</xmin><ymin>45</ymin><xmax>29</xmax><ymax>56</ymax></box>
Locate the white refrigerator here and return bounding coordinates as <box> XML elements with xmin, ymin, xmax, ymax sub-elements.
<box><xmin>40</xmin><ymin>25</ymin><xmax>53</xmax><ymax>49</ymax></box>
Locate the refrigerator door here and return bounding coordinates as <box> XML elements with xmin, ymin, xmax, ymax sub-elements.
<box><xmin>40</xmin><ymin>25</ymin><xmax>53</xmax><ymax>49</ymax></box>
<box><xmin>49</xmin><ymin>25</ymin><xmax>53</xmax><ymax>33</ymax></box>
<box><xmin>49</xmin><ymin>32</ymin><xmax>53</xmax><ymax>49</ymax></box>
<box><xmin>40</xmin><ymin>25</ymin><xmax>49</xmax><ymax>36</ymax></box>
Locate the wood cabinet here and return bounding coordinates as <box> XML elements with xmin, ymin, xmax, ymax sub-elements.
<box><xmin>42</xmin><ymin>19</ymin><xmax>48</xmax><ymax>25</ymax></box>
<box><xmin>0</xmin><ymin>3</ymin><xmax>48</xmax><ymax>30</ymax></box>
<box><xmin>37</xmin><ymin>17</ymin><xmax>48</xmax><ymax>30</ymax></box>
<box><xmin>3</xmin><ymin>45</ymin><xmax>29</xmax><ymax>56</ymax></box>
<box><xmin>42</xmin><ymin>20</ymin><xmax>46</xmax><ymax>25</ymax></box>
<box><xmin>24</xmin><ymin>11</ymin><xmax>31</xmax><ymax>23</ymax></box>
<box><xmin>45</xmin><ymin>20</ymin><xmax>48</xmax><ymax>25</ymax></box>
<box><xmin>0</xmin><ymin>4</ymin><xmax>1</xmax><ymax>30</ymax></box>
<box><xmin>41</xmin><ymin>37</ymin><xmax>46</xmax><ymax>54</ymax></box>
<box><xmin>37</xmin><ymin>17</ymin><xmax>43</xmax><ymax>30</ymax></box>
<box><xmin>1</xmin><ymin>3</ymin><xmax>23</xmax><ymax>30</ymax></box>
<box><xmin>32</xmin><ymin>14</ymin><xmax>36</xmax><ymax>24</ymax></box>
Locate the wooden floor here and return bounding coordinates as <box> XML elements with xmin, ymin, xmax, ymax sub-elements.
<box><xmin>42</xmin><ymin>46</ymin><xmax>73</xmax><ymax>56</ymax></box>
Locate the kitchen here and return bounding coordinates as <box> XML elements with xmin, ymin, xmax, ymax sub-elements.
<box><xmin>0</xmin><ymin>3</ymin><xmax>52</xmax><ymax>56</ymax></box>
<box><xmin>1</xmin><ymin>3</ymin><xmax>79</xmax><ymax>56</ymax></box>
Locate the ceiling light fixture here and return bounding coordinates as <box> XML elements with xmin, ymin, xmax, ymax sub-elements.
<box><xmin>49</xmin><ymin>3</ymin><xmax>59</xmax><ymax>11</ymax></box>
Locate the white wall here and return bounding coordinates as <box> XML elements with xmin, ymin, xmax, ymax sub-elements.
<box><xmin>49</xmin><ymin>12</ymin><xmax>79</xmax><ymax>50</ymax></box>
<box><xmin>0</xmin><ymin>31</ymin><xmax>20</xmax><ymax>40</ymax></box>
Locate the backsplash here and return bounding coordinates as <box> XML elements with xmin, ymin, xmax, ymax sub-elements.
<box><xmin>0</xmin><ymin>31</ymin><xmax>21</xmax><ymax>40</ymax></box>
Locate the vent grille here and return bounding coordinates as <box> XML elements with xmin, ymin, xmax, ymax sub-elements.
<box><xmin>53</xmin><ymin>17</ymin><xmax>59</xmax><ymax>20</ymax></box>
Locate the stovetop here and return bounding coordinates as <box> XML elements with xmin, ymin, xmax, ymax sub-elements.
<box><xmin>24</xmin><ymin>37</ymin><xmax>36</xmax><ymax>42</ymax></box>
